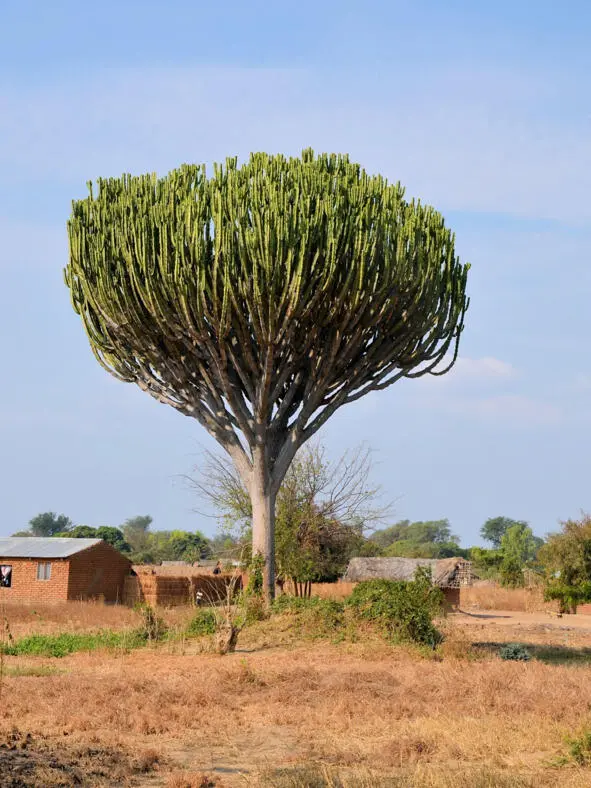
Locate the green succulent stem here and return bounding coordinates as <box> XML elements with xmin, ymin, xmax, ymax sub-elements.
<box><xmin>65</xmin><ymin>149</ymin><xmax>470</xmax><ymax>600</ymax></box>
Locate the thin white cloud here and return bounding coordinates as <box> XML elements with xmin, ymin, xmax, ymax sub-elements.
<box><xmin>448</xmin><ymin>394</ymin><xmax>562</xmax><ymax>427</ymax></box>
<box><xmin>0</xmin><ymin>64</ymin><xmax>590</xmax><ymax>222</ymax></box>
<box><xmin>401</xmin><ymin>356</ymin><xmax>560</xmax><ymax>427</ymax></box>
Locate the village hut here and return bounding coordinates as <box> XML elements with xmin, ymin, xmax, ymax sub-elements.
<box><xmin>342</xmin><ymin>557</ymin><xmax>472</xmax><ymax>608</ymax></box>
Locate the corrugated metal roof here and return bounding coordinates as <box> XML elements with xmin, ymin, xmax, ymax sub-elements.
<box><xmin>0</xmin><ymin>537</ymin><xmax>102</xmax><ymax>559</ymax></box>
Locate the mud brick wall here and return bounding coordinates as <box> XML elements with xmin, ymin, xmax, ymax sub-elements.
<box><xmin>67</xmin><ymin>543</ymin><xmax>131</xmax><ymax>602</ymax></box>
<box><xmin>123</xmin><ymin>573</ymin><xmax>241</xmax><ymax>607</ymax></box>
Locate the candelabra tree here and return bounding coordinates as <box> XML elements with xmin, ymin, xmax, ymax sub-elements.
<box><xmin>65</xmin><ymin>149</ymin><xmax>470</xmax><ymax>599</ymax></box>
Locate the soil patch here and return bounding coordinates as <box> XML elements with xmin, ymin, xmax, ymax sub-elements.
<box><xmin>0</xmin><ymin>728</ymin><xmax>161</xmax><ymax>787</ymax></box>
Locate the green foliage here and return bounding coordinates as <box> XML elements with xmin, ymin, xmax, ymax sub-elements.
<box><xmin>562</xmin><ymin>729</ymin><xmax>591</xmax><ymax>766</ymax></box>
<box><xmin>346</xmin><ymin>569</ymin><xmax>443</xmax><ymax>646</ymax></box>
<box><xmin>54</xmin><ymin>525</ymin><xmax>132</xmax><ymax>554</ymax></box>
<box><xmin>24</xmin><ymin>512</ymin><xmax>72</xmax><ymax>537</ymax></box>
<box><xmin>246</xmin><ymin>553</ymin><xmax>265</xmax><ymax>597</ymax></box>
<box><xmin>371</xmin><ymin>519</ymin><xmax>466</xmax><ymax>559</ymax></box>
<box><xmin>95</xmin><ymin>526</ymin><xmax>131</xmax><ymax>552</ymax></box>
<box><xmin>499</xmin><ymin>643</ymin><xmax>531</xmax><ymax>661</ymax></box>
<box><xmin>468</xmin><ymin>546</ymin><xmax>504</xmax><ymax>579</ymax></box>
<box><xmin>186</xmin><ymin>608</ymin><xmax>217</xmax><ymax>637</ymax></box>
<box><xmin>480</xmin><ymin>516</ymin><xmax>528</xmax><ymax>549</ymax></box>
<box><xmin>62</xmin><ymin>525</ymin><xmax>97</xmax><ymax>538</ymax></box>
<box><xmin>66</xmin><ymin>150</ymin><xmax>470</xmax><ymax>596</ymax></box>
<box><xmin>134</xmin><ymin>603</ymin><xmax>167</xmax><ymax>641</ymax></box>
<box><xmin>539</xmin><ymin>513</ymin><xmax>591</xmax><ymax>611</ymax></box>
<box><xmin>499</xmin><ymin>524</ymin><xmax>539</xmax><ymax>587</ymax></box>
<box><xmin>197</xmin><ymin>443</ymin><xmax>387</xmax><ymax>586</ymax></box>
<box><xmin>122</xmin><ymin>515</ymin><xmax>153</xmax><ymax>554</ymax></box>
<box><xmin>272</xmin><ymin>595</ymin><xmax>345</xmax><ymax>636</ymax></box>
<box><xmin>1</xmin><ymin>630</ymin><xmax>142</xmax><ymax>658</ymax></box>
<box><xmin>544</xmin><ymin>582</ymin><xmax>591</xmax><ymax>613</ymax></box>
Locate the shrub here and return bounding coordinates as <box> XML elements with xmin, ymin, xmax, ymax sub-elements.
<box><xmin>499</xmin><ymin>643</ymin><xmax>531</xmax><ymax>661</ymax></box>
<box><xmin>186</xmin><ymin>609</ymin><xmax>217</xmax><ymax>637</ymax></box>
<box><xmin>346</xmin><ymin>571</ymin><xmax>443</xmax><ymax>647</ymax></box>
<box><xmin>272</xmin><ymin>595</ymin><xmax>345</xmax><ymax>637</ymax></box>
<box><xmin>564</xmin><ymin>729</ymin><xmax>591</xmax><ymax>766</ymax></box>
<box><xmin>135</xmin><ymin>603</ymin><xmax>167</xmax><ymax>641</ymax></box>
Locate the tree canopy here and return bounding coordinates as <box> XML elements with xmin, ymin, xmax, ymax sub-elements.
<box><xmin>480</xmin><ymin>516</ymin><xmax>529</xmax><ymax>549</ymax></box>
<box><xmin>24</xmin><ymin>512</ymin><xmax>73</xmax><ymax>537</ymax></box>
<box><xmin>539</xmin><ymin>513</ymin><xmax>591</xmax><ymax>611</ymax></box>
<box><xmin>66</xmin><ymin>149</ymin><xmax>470</xmax><ymax>597</ymax></box>
<box><xmin>370</xmin><ymin>519</ymin><xmax>466</xmax><ymax>559</ymax></box>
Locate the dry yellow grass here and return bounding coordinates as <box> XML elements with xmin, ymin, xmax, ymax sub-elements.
<box><xmin>1</xmin><ymin>600</ymin><xmax>591</xmax><ymax>785</ymax></box>
<box><xmin>460</xmin><ymin>583</ymin><xmax>559</xmax><ymax>613</ymax></box>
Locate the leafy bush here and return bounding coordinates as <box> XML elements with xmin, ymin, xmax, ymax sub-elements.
<box><xmin>499</xmin><ymin>643</ymin><xmax>531</xmax><ymax>661</ymax></box>
<box><xmin>272</xmin><ymin>595</ymin><xmax>345</xmax><ymax>636</ymax></box>
<box><xmin>544</xmin><ymin>581</ymin><xmax>591</xmax><ymax>613</ymax></box>
<box><xmin>346</xmin><ymin>570</ymin><xmax>443</xmax><ymax>647</ymax></box>
<box><xmin>186</xmin><ymin>608</ymin><xmax>217</xmax><ymax>637</ymax></box>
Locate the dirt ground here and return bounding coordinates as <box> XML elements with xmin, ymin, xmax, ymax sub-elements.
<box><xmin>2</xmin><ymin>605</ymin><xmax>591</xmax><ymax>786</ymax></box>
<box><xmin>456</xmin><ymin>609</ymin><xmax>591</xmax><ymax>631</ymax></box>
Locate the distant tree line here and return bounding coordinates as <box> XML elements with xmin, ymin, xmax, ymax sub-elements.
<box><xmin>14</xmin><ymin>513</ymin><xmax>212</xmax><ymax>565</ymax></box>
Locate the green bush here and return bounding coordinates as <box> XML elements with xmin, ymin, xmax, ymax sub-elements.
<box><xmin>563</xmin><ymin>729</ymin><xmax>591</xmax><ymax>766</ymax></box>
<box><xmin>186</xmin><ymin>608</ymin><xmax>217</xmax><ymax>636</ymax></box>
<box><xmin>499</xmin><ymin>643</ymin><xmax>531</xmax><ymax>662</ymax></box>
<box><xmin>272</xmin><ymin>595</ymin><xmax>345</xmax><ymax>636</ymax></box>
<box><xmin>346</xmin><ymin>571</ymin><xmax>443</xmax><ymax>647</ymax></box>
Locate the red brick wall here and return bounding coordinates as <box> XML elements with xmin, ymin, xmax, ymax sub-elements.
<box><xmin>0</xmin><ymin>557</ymin><xmax>70</xmax><ymax>601</ymax></box>
<box><xmin>67</xmin><ymin>543</ymin><xmax>131</xmax><ymax>602</ymax></box>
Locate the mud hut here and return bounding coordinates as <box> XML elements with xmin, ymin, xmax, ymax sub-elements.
<box><xmin>343</xmin><ymin>557</ymin><xmax>472</xmax><ymax>608</ymax></box>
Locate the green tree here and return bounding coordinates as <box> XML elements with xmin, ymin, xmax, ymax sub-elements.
<box><xmin>468</xmin><ymin>546</ymin><xmax>504</xmax><ymax>579</ymax></box>
<box><xmin>65</xmin><ymin>150</ymin><xmax>470</xmax><ymax>598</ymax></box>
<box><xmin>95</xmin><ymin>526</ymin><xmax>131</xmax><ymax>553</ymax></box>
<box><xmin>60</xmin><ymin>525</ymin><xmax>97</xmax><ymax>538</ymax></box>
<box><xmin>480</xmin><ymin>516</ymin><xmax>528</xmax><ymax>549</ymax></box>
<box><xmin>499</xmin><ymin>523</ymin><xmax>539</xmax><ymax>587</ymax></box>
<box><xmin>538</xmin><ymin>513</ymin><xmax>591</xmax><ymax>612</ymax></box>
<box><xmin>121</xmin><ymin>515</ymin><xmax>153</xmax><ymax>554</ymax></box>
<box><xmin>372</xmin><ymin>519</ymin><xmax>466</xmax><ymax>558</ymax></box>
<box><xmin>165</xmin><ymin>530</ymin><xmax>211</xmax><ymax>562</ymax></box>
<box><xmin>22</xmin><ymin>512</ymin><xmax>73</xmax><ymax>537</ymax></box>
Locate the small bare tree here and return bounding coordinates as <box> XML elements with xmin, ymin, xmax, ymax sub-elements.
<box><xmin>188</xmin><ymin>442</ymin><xmax>392</xmax><ymax>595</ymax></box>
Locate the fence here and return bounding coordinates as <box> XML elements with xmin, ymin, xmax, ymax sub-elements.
<box><xmin>123</xmin><ymin>573</ymin><xmax>242</xmax><ymax>607</ymax></box>
<box><xmin>458</xmin><ymin>584</ymin><xmax>559</xmax><ymax>613</ymax></box>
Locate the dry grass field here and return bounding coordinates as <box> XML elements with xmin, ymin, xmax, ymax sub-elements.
<box><xmin>1</xmin><ymin>597</ymin><xmax>591</xmax><ymax>786</ymax></box>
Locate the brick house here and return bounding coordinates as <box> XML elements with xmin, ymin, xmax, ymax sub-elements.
<box><xmin>0</xmin><ymin>538</ymin><xmax>132</xmax><ymax>602</ymax></box>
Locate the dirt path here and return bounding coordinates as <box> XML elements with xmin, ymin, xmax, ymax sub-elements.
<box><xmin>453</xmin><ymin>609</ymin><xmax>591</xmax><ymax>632</ymax></box>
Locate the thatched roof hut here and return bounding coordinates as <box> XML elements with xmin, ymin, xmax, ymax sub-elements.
<box><xmin>342</xmin><ymin>557</ymin><xmax>472</xmax><ymax>588</ymax></box>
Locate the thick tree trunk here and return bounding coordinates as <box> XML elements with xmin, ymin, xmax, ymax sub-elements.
<box><xmin>250</xmin><ymin>453</ymin><xmax>276</xmax><ymax>602</ymax></box>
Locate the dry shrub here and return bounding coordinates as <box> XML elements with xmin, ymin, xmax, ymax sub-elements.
<box><xmin>167</xmin><ymin>772</ymin><xmax>224</xmax><ymax>787</ymax></box>
<box><xmin>134</xmin><ymin>746</ymin><xmax>162</xmax><ymax>772</ymax></box>
<box><xmin>436</xmin><ymin>622</ymin><xmax>487</xmax><ymax>661</ymax></box>
<box><xmin>460</xmin><ymin>584</ymin><xmax>558</xmax><ymax>613</ymax></box>
<box><xmin>253</xmin><ymin>763</ymin><xmax>578</xmax><ymax>788</ymax></box>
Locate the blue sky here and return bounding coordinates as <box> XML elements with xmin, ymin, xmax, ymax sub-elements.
<box><xmin>1</xmin><ymin>0</ymin><xmax>590</xmax><ymax>544</ymax></box>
